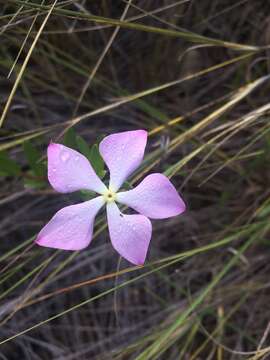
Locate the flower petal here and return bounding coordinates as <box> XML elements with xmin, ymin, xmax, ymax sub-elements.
<box><xmin>48</xmin><ymin>143</ymin><xmax>107</xmax><ymax>194</ymax></box>
<box><xmin>36</xmin><ymin>196</ymin><xmax>105</xmax><ymax>250</ymax></box>
<box><xmin>106</xmin><ymin>202</ymin><xmax>152</xmax><ymax>265</ymax></box>
<box><xmin>99</xmin><ymin>130</ymin><xmax>147</xmax><ymax>192</ymax></box>
<box><xmin>117</xmin><ymin>173</ymin><xmax>186</xmax><ymax>219</ymax></box>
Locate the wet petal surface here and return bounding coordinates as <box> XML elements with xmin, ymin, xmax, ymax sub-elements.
<box><xmin>48</xmin><ymin>143</ymin><xmax>107</xmax><ymax>194</ymax></box>
<box><xmin>117</xmin><ymin>173</ymin><xmax>186</xmax><ymax>219</ymax></box>
<box><xmin>36</xmin><ymin>197</ymin><xmax>105</xmax><ymax>250</ymax></box>
<box><xmin>106</xmin><ymin>202</ymin><xmax>152</xmax><ymax>265</ymax></box>
<box><xmin>99</xmin><ymin>130</ymin><xmax>147</xmax><ymax>192</ymax></box>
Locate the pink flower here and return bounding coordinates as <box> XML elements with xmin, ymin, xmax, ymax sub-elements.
<box><xmin>36</xmin><ymin>130</ymin><xmax>186</xmax><ymax>265</ymax></box>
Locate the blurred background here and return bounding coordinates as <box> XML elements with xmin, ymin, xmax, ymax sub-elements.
<box><xmin>0</xmin><ymin>0</ymin><xmax>270</xmax><ymax>359</ymax></box>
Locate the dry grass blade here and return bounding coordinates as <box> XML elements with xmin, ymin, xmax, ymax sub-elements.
<box><xmin>0</xmin><ymin>0</ymin><xmax>58</xmax><ymax>127</ymax></box>
<box><xmin>73</xmin><ymin>0</ymin><xmax>133</xmax><ymax>115</ymax></box>
<box><xmin>6</xmin><ymin>0</ymin><xmax>260</xmax><ymax>50</ymax></box>
<box><xmin>1</xmin><ymin>1</ymin><xmax>270</xmax><ymax>358</ymax></box>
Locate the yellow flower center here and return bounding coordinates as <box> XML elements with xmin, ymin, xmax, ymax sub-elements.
<box><xmin>103</xmin><ymin>189</ymin><xmax>117</xmax><ymax>203</ymax></box>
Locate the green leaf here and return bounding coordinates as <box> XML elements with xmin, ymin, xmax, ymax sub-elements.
<box><xmin>63</xmin><ymin>128</ymin><xmax>77</xmax><ymax>150</ymax></box>
<box><xmin>24</xmin><ymin>177</ymin><xmax>47</xmax><ymax>189</ymax></box>
<box><xmin>89</xmin><ymin>144</ymin><xmax>105</xmax><ymax>179</ymax></box>
<box><xmin>64</xmin><ymin>133</ymin><xmax>106</xmax><ymax>179</ymax></box>
<box><xmin>79</xmin><ymin>189</ymin><xmax>97</xmax><ymax>201</ymax></box>
<box><xmin>23</xmin><ymin>141</ymin><xmax>46</xmax><ymax>177</ymax></box>
<box><xmin>121</xmin><ymin>180</ymin><xmax>133</xmax><ymax>190</ymax></box>
<box><xmin>76</xmin><ymin>136</ymin><xmax>91</xmax><ymax>159</ymax></box>
<box><xmin>0</xmin><ymin>151</ymin><xmax>21</xmax><ymax>176</ymax></box>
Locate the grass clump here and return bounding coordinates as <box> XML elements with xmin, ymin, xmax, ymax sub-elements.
<box><xmin>0</xmin><ymin>1</ymin><xmax>270</xmax><ymax>359</ymax></box>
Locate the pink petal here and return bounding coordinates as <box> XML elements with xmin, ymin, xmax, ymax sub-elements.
<box><xmin>99</xmin><ymin>130</ymin><xmax>147</xmax><ymax>192</ymax></box>
<box><xmin>36</xmin><ymin>196</ymin><xmax>105</xmax><ymax>250</ymax></box>
<box><xmin>117</xmin><ymin>173</ymin><xmax>186</xmax><ymax>219</ymax></box>
<box><xmin>106</xmin><ymin>202</ymin><xmax>152</xmax><ymax>265</ymax></box>
<box><xmin>48</xmin><ymin>143</ymin><xmax>107</xmax><ymax>194</ymax></box>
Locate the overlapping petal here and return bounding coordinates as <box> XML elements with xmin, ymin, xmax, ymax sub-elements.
<box><xmin>106</xmin><ymin>202</ymin><xmax>152</xmax><ymax>265</ymax></box>
<box><xmin>48</xmin><ymin>143</ymin><xmax>107</xmax><ymax>194</ymax></box>
<box><xmin>36</xmin><ymin>197</ymin><xmax>105</xmax><ymax>250</ymax></box>
<box><xmin>117</xmin><ymin>173</ymin><xmax>186</xmax><ymax>219</ymax></box>
<box><xmin>99</xmin><ymin>130</ymin><xmax>147</xmax><ymax>192</ymax></box>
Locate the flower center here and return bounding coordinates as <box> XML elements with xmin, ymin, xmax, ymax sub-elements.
<box><xmin>103</xmin><ymin>189</ymin><xmax>117</xmax><ymax>203</ymax></box>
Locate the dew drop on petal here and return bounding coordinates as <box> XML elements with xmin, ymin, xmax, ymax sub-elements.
<box><xmin>60</xmin><ymin>151</ymin><xmax>70</xmax><ymax>162</ymax></box>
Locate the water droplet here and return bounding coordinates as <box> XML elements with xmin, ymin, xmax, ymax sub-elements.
<box><xmin>60</xmin><ymin>151</ymin><xmax>70</xmax><ymax>162</ymax></box>
<box><xmin>75</xmin><ymin>156</ymin><xmax>79</xmax><ymax>162</ymax></box>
